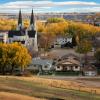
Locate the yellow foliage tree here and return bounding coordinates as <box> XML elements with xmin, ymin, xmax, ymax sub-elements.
<box><xmin>0</xmin><ymin>43</ymin><xmax>31</xmax><ymax>75</ymax></box>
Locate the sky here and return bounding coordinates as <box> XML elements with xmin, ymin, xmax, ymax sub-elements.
<box><xmin>0</xmin><ymin>0</ymin><xmax>99</xmax><ymax>13</ymax></box>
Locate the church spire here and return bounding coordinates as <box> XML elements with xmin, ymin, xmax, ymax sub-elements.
<box><xmin>30</xmin><ymin>9</ymin><xmax>35</xmax><ymax>30</ymax></box>
<box><xmin>17</xmin><ymin>9</ymin><xmax>23</xmax><ymax>30</ymax></box>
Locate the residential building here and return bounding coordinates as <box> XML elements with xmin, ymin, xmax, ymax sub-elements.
<box><xmin>53</xmin><ymin>36</ymin><xmax>73</xmax><ymax>48</ymax></box>
<box><xmin>27</xmin><ymin>58</ymin><xmax>54</xmax><ymax>74</ymax></box>
<box><xmin>83</xmin><ymin>65</ymin><xmax>97</xmax><ymax>76</ymax></box>
<box><xmin>52</xmin><ymin>35</ymin><xmax>77</xmax><ymax>49</ymax></box>
<box><xmin>55</xmin><ymin>54</ymin><xmax>81</xmax><ymax>75</ymax></box>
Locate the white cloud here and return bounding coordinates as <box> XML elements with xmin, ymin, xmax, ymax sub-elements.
<box><xmin>0</xmin><ymin>0</ymin><xmax>99</xmax><ymax>13</ymax></box>
<box><xmin>56</xmin><ymin>1</ymin><xmax>98</xmax><ymax>6</ymax></box>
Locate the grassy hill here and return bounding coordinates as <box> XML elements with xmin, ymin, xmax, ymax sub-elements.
<box><xmin>0</xmin><ymin>92</ymin><xmax>44</xmax><ymax>100</ymax></box>
<box><xmin>0</xmin><ymin>76</ymin><xmax>100</xmax><ymax>100</ymax></box>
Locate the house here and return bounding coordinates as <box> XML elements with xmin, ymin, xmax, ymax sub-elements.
<box><xmin>27</xmin><ymin>58</ymin><xmax>54</xmax><ymax>74</ymax></box>
<box><xmin>56</xmin><ymin>58</ymin><xmax>80</xmax><ymax>72</ymax></box>
<box><xmin>55</xmin><ymin>54</ymin><xmax>81</xmax><ymax>75</ymax></box>
<box><xmin>83</xmin><ymin>65</ymin><xmax>97</xmax><ymax>76</ymax></box>
<box><xmin>8</xmin><ymin>9</ymin><xmax>38</xmax><ymax>51</ymax></box>
<box><xmin>53</xmin><ymin>36</ymin><xmax>73</xmax><ymax>48</ymax></box>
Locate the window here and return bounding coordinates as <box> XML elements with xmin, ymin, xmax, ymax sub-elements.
<box><xmin>44</xmin><ymin>66</ymin><xmax>48</xmax><ymax>68</ymax></box>
<box><xmin>34</xmin><ymin>65</ymin><xmax>36</xmax><ymax>67</ymax></box>
<box><xmin>74</xmin><ymin>58</ymin><xmax>78</xmax><ymax>60</ymax></box>
<box><xmin>75</xmin><ymin>66</ymin><xmax>78</xmax><ymax>69</ymax></box>
<box><xmin>57</xmin><ymin>66</ymin><xmax>60</xmax><ymax>69</ymax></box>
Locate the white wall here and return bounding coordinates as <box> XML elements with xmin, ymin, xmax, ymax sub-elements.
<box><xmin>84</xmin><ymin>71</ymin><xmax>97</xmax><ymax>76</ymax></box>
<box><xmin>73</xmin><ymin>66</ymin><xmax>80</xmax><ymax>71</ymax></box>
<box><xmin>55</xmin><ymin>66</ymin><xmax>63</xmax><ymax>71</ymax></box>
<box><xmin>42</xmin><ymin>64</ymin><xmax>52</xmax><ymax>71</ymax></box>
<box><xmin>54</xmin><ymin>37</ymin><xmax>72</xmax><ymax>46</ymax></box>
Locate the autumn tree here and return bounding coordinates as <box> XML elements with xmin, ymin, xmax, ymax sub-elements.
<box><xmin>76</xmin><ymin>40</ymin><xmax>92</xmax><ymax>64</ymax></box>
<box><xmin>45</xmin><ymin>19</ymin><xmax>68</xmax><ymax>36</ymax></box>
<box><xmin>0</xmin><ymin>43</ymin><xmax>31</xmax><ymax>75</ymax></box>
<box><xmin>38</xmin><ymin>32</ymin><xmax>55</xmax><ymax>51</ymax></box>
<box><xmin>37</xmin><ymin>21</ymin><xmax>45</xmax><ymax>33</ymax></box>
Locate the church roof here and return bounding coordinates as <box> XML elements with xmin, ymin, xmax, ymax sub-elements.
<box><xmin>8</xmin><ymin>30</ymin><xmax>36</xmax><ymax>38</ymax></box>
<box><xmin>8</xmin><ymin>30</ymin><xmax>25</xmax><ymax>37</ymax></box>
<box><xmin>8</xmin><ymin>10</ymin><xmax>36</xmax><ymax>38</ymax></box>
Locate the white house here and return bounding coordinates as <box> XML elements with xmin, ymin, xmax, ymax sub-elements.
<box><xmin>27</xmin><ymin>58</ymin><xmax>54</xmax><ymax>74</ymax></box>
<box><xmin>53</xmin><ymin>36</ymin><xmax>72</xmax><ymax>48</ymax></box>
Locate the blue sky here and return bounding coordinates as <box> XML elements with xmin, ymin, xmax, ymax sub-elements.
<box><xmin>0</xmin><ymin>0</ymin><xmax>99</xmax><ymax>13</ymax></box>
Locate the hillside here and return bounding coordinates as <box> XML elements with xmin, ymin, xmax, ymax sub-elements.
<box><xmin>0</xmin><ymin>76</ymin><xmax>100</xmax><ymax>100</ymax></box>
<box><xmin>0</xmin><ymin>92</ymin><xmax>44</xmax><ymax>100</ymax></box>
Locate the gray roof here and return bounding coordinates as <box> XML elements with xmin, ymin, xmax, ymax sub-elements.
<box><xmin>32</xmin><ymin>58</ymin><xmax>53</xmax><ymax>66</ymax></box>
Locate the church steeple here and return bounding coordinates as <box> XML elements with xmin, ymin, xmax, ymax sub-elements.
<box><xmin>30</xmin><ymin>9</ymin><xmax>35</xmax><ymax>30</ymax></box>
<box><xmin>17</xmin><ymin>9</ymin><xmax>23</xmax><ymax>30</ymax></box>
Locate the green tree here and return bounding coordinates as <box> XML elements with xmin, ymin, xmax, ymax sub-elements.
<box><xmin>47</xmin><ymin>18</ymin><xmax>65</xmax><ymax>23</ymax></box>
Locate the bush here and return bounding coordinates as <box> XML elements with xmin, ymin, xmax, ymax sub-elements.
<box><xmin>55</xmin><ymin>71</ymin><xmax>81</xmax><ymax>76</ymax></box>
<box><xmin>23</xmin><ymin>71</ymin><xmax>33</xmax><ymax>77</ymax></box>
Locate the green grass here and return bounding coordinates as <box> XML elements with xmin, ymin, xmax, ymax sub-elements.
<box><xmin>0</xmin><ymin>77</ymin><xmax>100</xmax><ymax>100</ymax></box>
<box><xmin>55</xmin><ymin>71</ymin><xmax>81</xmax><ymax>76</ymax></box>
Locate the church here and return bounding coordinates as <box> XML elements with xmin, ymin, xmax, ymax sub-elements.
<box><xmin>8</xmin><ymin>9</ymin><xmax>38</xmax><ymax>52</ymax></box>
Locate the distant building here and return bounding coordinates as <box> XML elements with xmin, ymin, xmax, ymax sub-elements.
<box><xmin>8</xmin><ymin>9</ymin><xmax>38</xmax><ymax>51</ymax></box>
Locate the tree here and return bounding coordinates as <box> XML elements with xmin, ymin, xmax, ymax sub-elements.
<box><xmin>76</xmin><ymin>40</ymin><xmax>92</xmax><ymax>64</ymax></box>
<box><xmin>47</xmin><ymin>18</ymin><xmax>65</xmax><ymax>23</ymax></box>
<box><xmin>0</xmin><ymin>43</ymin><xmax>31</xmax><ymax>75</ymax></box>
<box><xmin>86</xmin><ymin>13</ymin><xmax>100</xmax><ymax>26</ymax></box>
<box><xmin>37</xmin><ymin>21</ymin><xmax>45</xmax><ymax>33</ymax></box>
<box><xmin>95</xmin><ymin>48</ymin><xmax>100</xmax><ymax>63</ymax></box>
<box><xmin>44</xmin><ymin>21</ymin><xmax>68</xmax><ymax>36</ymax></box>
<box><xmin>38</xmin><ymin>32</ymin><xmax>55</xmax><ymax>51</ymax></box>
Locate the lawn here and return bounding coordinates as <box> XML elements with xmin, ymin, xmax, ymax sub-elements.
<box><xmin>0</xmin><ymin>76</ymin><xmax>100</xmax><ymax>100</ymax></box>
